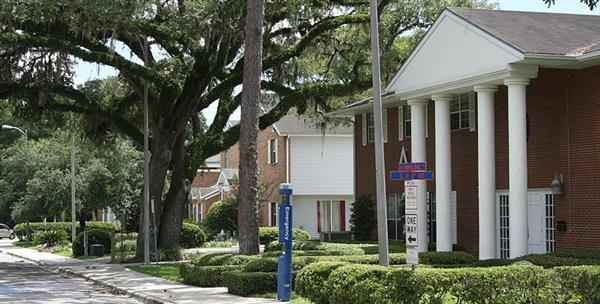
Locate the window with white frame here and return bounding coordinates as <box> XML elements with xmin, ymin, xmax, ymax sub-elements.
<box><xmin>268</xmin><ymin>139</ymin><xmax>278</xmax><ymax>164</ymax></box>
<box><xmin>450</xmin><ymin>93</ymin><xmax>475</xmax><ymax>131</ymax></box>
<box><xmin>403</xmin><ymin>106</ymin><xmax>411</xmax><ymax>138</ymax></box>
<box><xmin>269</xmin><ymin>202</ymin><xmax>277</xmax><ymax>227</ymax></box>
<box><xmin>363</xmin><ymin>110</ymin><xmax>387</xmax><ymax>144</ymax></box>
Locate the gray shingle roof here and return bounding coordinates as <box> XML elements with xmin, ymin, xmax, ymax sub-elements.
<box><xmin>274</xmin><ymin>112</ymin><xmax>353</xmax><ymax>135</ymax></box>
<box><xmin>449</xmin><ymin>8</ymin><xmax>600</xmax><ymax>55</ymax></box>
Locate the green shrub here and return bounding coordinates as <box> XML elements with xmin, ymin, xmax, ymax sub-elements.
<box><xmin>470</xmin><ymin>258</ymin><xmax>513</xmax><ymax>267</ymax></box>
<box><xmin>180</xmin><ymin>264</ymin><xmax>242</xmax><ymax>287</ymax></box>
<box><xmin>115</xmin><ymin>239</ymin><xmax>137</xmax><ymax>252</ymax></box>
<box><xmin>115</xmin><ymin>232</ymin><xmax>138</xmax><ymax>241</ymax></box>
<box><xmin>154</xmin><ymin>247</ymin><xmax>182</xmax><ymax>261</ymax></box>
<box><xmin>191</xmin><ymin>253</ymin><xmax>258</xmax><ymax>266</ymax></box>
<box><xmin>266</xmin><ymin>241</ymin><xmax>366</xmax><ymax>255</ymax></box>
<box><xmin>554</xmin><ymin>266</ymin><xmax>600</xmax><ymax>304</ymax></box>
<box><xmin>547</xmin><ymin>248</ymin><xmax>600</xmax><ymax>259</ymax></box>
<box><xmin>418</xmin><ymin>251</ymin><xmax>476</xmax><ymax>266</ymax></box>
<box><xmin>204</xmin><ymin>200</ymin><xmax>237</xmax><ymax>234</ymax></box>
<box><xmin>349</xmin><ymin>195</ymin><xmax>377</xmax><ymax>241</ymax></box>
<box><xmin>520</xmin><ymin>254</ymin><xmax>600</xmax><ymax>268</ymax></box>
<box><xmin>180</xmin><ymin>222</ymin><xmax>208</xmax><ymax>248</ymax></box>
<box><xmin>258</xmin><ymin>227</ymin><xmax>311</xmax><ymax>245</ymax></box>
<box><xmin>328</xmin><ymin>264</ymin><xmax>390</xmax><ymax>304</ymax></box>
<box><xmin>223</xmin><ymin>271</ymin><xmax>277</xmax><ymax>296</ymax></box>
<box><xmin>296</xmin><ymin>262</ymin><xmax>348</xmax><ymax>304</ymax></box>
<box><xmin>32</xmin><ymin>230</ymin><xmax>68</xmax><ymax>247</ymax></box>
<box><xmin>72</xmin><ymin>229</ymin><xmax>112</xmax><ymax>257</ymax></box>
<box><xmin>13</xmin><ymin>221</ymin><xmax>119</xmax><ymax>240</ymax></box>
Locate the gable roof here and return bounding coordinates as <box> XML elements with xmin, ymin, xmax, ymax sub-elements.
<box><xmin>449</xmin><ymin>8</ymin><xmax>600</xmax><ymax>56</ymax></box>
<box><xmin>274</xmin><ymin>112</ymin><xmax>353</xmax><ymax>135</ymax></box>
<box><xmin>191</xmin><ymin>171</ymin><xmax>220</xmax><ymax>188</ymax></box>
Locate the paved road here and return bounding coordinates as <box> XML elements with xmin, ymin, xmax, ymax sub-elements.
<box><xmin>0</xmin><ymin>251</ymin><xmax>140</xmax><ymax>304</ymax></box>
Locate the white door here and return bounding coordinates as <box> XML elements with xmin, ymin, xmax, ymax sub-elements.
<box><xmin>527</xmin><ymin>191</ymin><xmax>546</xmax><ymax>254</ymax></box>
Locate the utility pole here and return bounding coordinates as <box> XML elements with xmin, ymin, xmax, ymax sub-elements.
<box><xmin>70</xmin><ymin>113</ymin><xmax>76</xmax><ymax>243</ymax></box>
<box><xmin>143</xmin><ymin>36</ymin><xmax>151</xmax><ymax>265</ymax></box>
<box><xmin>368</xmin><ymin>0</ymin><xmax>389</xmax><ymax>266</ymax></box>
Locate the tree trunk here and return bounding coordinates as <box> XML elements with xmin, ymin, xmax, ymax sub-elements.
<box><xmin>237</xmin><ymin>0</ymin><xmax>264</xmax><ymax>255</ymax></box>
<box><xmin>135</xmin><ymin>130</ymin><xmax>175</xmax><ymax>258</ymax></box>
<box><xmin>158</xmin><ymin>133</ymin><xmax>189</xmax><ymax>249</ymax></box>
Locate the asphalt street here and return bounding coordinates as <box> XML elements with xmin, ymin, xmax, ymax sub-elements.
<box><xmin>0</xmin><ymin>250</ymin><xmax>140</xmax><ymax>304</ymax></box>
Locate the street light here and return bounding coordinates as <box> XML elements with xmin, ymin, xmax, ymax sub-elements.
<box><xmin>1</xmin><ymin>124</ymin><xmax>27</xmax><ymax>140</ymax></box>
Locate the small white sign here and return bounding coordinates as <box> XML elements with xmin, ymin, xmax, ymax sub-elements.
<box><xmin>404</xmin><ymin>184</ymin><xmax>418</xmax><ymax>213</ymax></box>
<box><xmin>405</xmin><ymin>214</ymin><xmax>418</xmax><ymax>247</ymax></box>
<box><xmin>406</xmin><ymin>247</ymin><xmax>419</xmax><ymax>265</ymax></box>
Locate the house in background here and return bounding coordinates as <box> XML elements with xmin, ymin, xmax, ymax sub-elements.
<box><xmin>220</xmin><ymin>111</ymin><xmax>355</xmax><ymax>239</ymax></box>
<box><xmin>331</xmin><ymin>8</ymin><xmax>600</xmax><ymax>259</ymax></box>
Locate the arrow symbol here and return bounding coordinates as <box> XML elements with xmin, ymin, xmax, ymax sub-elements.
<box><xmin>408</xmin><ymin>235</ymin><xmax>416</xmax><ymax>244</ymax></box>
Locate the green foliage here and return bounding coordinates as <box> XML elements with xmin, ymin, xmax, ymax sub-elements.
<box><xmin>32</xmin><ymin>230</ymin><xmax>68</xmax><ymax>247</ymax></box>
<box><xmin>204</xmin><ymin>200</ymin><xmax>238</xmax><ymax>234</ymax></box>
<box><xmin>72</xmin><ymin>229</ymin><xmax>112</xmax><ymax>257</ymax></box>
<box><xmin>349</xmin><ymin>195</ymin><xmax>376</xmax><ymax>241</ymax></box>
<box><xmin>470</xmin><ymin>258</ymin><xmax>513</xmax><ymax>268</ymax></box>
<box><xmin>190</xmin><ymin>253</ymin><xmax>259</xmax><ymax>266</ymax></box>
<box><xmin>258</xmin><ymin>226</ymin><xmax>311</xmax><ymax>245</ymax></box>
<box><xmin>327</xmin><ymin>264</ymin><xmax>391</xmax><ymax>304</ymax></box>
<box><xmin>180</xmin><ymin>222</ymin><xmax>208</xmax><ymax>249</ymax></box>
<box><xmin>419</xmin><ymin>251</ymin><xmax>476</xmax><ymax>266</ymax></box>
<box><xmin>519</xmin><ymin>254</ymin><xmax>600</xmax><ymax>268</ymax></box>
<box><xmin>554</xmin><ymin>266</ymin><xmax>600</xmax><ymax>303</ymax></box>
<box><xmin>13</xmin><ymin>221</ymin><xmax>118</xmax><ymax>239</ymax></box>
<box><xmin>295</xmin><ymin>262</ymin><xmax>348</xmax><ymax>304</ymax></box>
<box><xmin>180</xmin><ymin>264</ymin><xmax>242</xmax><ymax>287</ymax></box>
<box><xmin>128</xmin><ymin>263</ymin><xmax>183</xmax><ymax>282</ymax></box>
<box><xmin>223</xmin><ymin>271</ymin><xmax>278</xmax><ymax>297</ymax></box>
<box><xmin>154</xmin><ymin>247</ymin><xmax>183</xmax><ymax>261</ymax></box>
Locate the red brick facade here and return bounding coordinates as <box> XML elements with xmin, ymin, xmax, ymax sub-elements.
<box><xmin>355</xmin><ymin>66</ymin><xmax>600</xmax><ymax>255</ymax></box>
<box><xmin>221</xmin><ymin>126</ymin><xmax>288</xmax><ymax>227</ymax></box>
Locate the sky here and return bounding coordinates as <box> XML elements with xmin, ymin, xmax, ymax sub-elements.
<box><xmin>73</xmin><ymin>0</ymin><xmax>597</xmax><ymax>125</ymax></box>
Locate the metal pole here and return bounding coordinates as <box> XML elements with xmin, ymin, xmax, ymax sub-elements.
<box><xmin>143</xmin><ymin>36</ymin><xmax>151</xmax><ymax>265</ymax></box>
<box><xmin>368</xmin><ymin>0</ymin><xmax>389</xmax><ymax>266</ymax></box>
<box><xmin>70</xmin><ymin>113</ymin><xmax>76</xmax><ymax>244</ymax></box>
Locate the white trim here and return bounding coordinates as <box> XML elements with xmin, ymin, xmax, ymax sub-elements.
<box><xmin>267</xmin><ymin>139</ymin><xmax>272</xmax><ymax>164</ymax></box>
<box><xmin>361</xmin><ymin>113</ymin><xmax>367</xmax><ymax>146</ymax></box>
<box><xmin>383</xmin><ymin>108</ymin><xmax>388</xmax><ymax>143</ymax></box>
<box><xmin>385</xmin><ymin>10</ymin><xmax>524</xmax><ymax>93</ymax></box>
<box><xmin>398</xmin><ymin>106</ymin><xmax>404</xmax><ymax>141</ymax></box>
<box><xmin>286</xmin><ymin>136</ymin><xmax>290</xmax><ymax>183</ymax></box>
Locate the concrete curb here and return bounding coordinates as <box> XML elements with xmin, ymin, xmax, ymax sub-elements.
<box><xmin>0</xmin><ymin>248</ymin><xmax>173</xmax><ymax>304</ymax></box>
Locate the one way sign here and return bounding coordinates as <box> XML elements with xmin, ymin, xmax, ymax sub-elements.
<box><xmin>405</xmin><ymin>214</ymin><xmax>418</xmax><ymax>247</ymax></box>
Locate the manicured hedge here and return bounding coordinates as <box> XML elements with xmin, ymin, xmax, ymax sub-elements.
<box><xmin>520</xmin><ymin>253</ymin><xmax>600</xmax><ymax>268</ymax></box>
<box><xmin>190</xmin><ymin>253</ymin><xmax>259</xmax><ymax>266</ymax></box>
<box><xmin>223</xmin><ymin>271</ymin><xmax>278</xmax><ymax>296</ymax></box>
<box><xmin>297</xmin><ymin>263</ymin><xmax>600</xmax><ymax>304</ymax></box>
<box><xmin>13</xmin><ymin>221</ymin><xmax>119</xmax><ymax>239</ymax></box>
<box><xmin>265</xmin><ymin>241</ymin><xmax>368</xmax><ymax>255</ymax></box>
<box><xmin>258</xmin><ymin>227</ymin><xmax>310</xmax><ymax>245</ymax></box>
<box><xmin>419</xmin><ymin>251</ymin><xmax>476</xmax><ymax>266</ymax></box>
<box><xmin>180</xmin><ymin>263</ymin><xmax>242</xmax><ymax>287</ymax></box>
<box><xmin>72</xmin><ymin>229</ymin><xmax>112</xmax><ymax>257</ymax></box>
<box><xmin>180</xmin><ymin>222</ymin><xmax>207</xmax><ymax>249</ymax></box>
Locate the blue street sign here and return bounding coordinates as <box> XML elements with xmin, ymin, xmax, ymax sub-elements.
<box><xmin>398</xmin><ymin>162</ymin><xmax>427</xmax><ymax>171</ymax></box>
<box><xmin>390</xmin><ymin>171</ymin><xmax>434</xmax><ymax>180</ymax></box>
<box><xmin>277</xmin><ymin>183</ymin><xmax>293</xmax><ymax>302</ymax></box>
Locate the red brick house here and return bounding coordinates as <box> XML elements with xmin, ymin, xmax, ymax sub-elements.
<box><xmin>331</xmin><ymin>8</ymin><xmax>600</xmax><ymax>259</ymax></box>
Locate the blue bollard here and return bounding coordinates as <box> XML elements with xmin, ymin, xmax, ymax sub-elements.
<box><xmin>277</xmin><ymin>183</ymin><xmax>293</xmax><ymax>302</ymax></box>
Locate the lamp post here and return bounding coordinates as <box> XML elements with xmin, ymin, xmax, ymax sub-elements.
<box><xmin>1</xmin><ymin>124</ymin><xmax>27</xmax><ymax>140</ymax></box>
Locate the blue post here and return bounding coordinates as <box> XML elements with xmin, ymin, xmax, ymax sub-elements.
<box><xmin>277</xmin><ymin>183</ymin><xmax>293</xmax><ymax>302</ymax></box>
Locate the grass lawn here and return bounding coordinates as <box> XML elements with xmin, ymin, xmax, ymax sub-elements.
<box><xmin>14</xmin><ymin>241</ymin><xmax>37</xmax><ymax>249</ymax></box>
<box><xmin>264</xmin><ymin>292</ymin><xmax>314</xmax><ymax>304</ymax></box>
<box><xmin>127</xmin><ymin>263</ymin><xmax>183</xmax><ymax>282</ymax></box>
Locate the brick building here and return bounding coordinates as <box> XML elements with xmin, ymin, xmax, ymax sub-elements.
<box><xmin>331</xmin><ymin>8</ymin><xmax>600</xmax><ymax>258</ymax></box>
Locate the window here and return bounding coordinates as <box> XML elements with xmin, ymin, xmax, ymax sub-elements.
<box><xmin>362</xmin><ymin>110</ymin><xmax>387</xmax><ymax>145</ymax></box>
<box><xmin>387</xmin><ymin>193</ymin><xmax>404</xmax><ymax>240</ymax></box>
<box><xmin>269</xmin><ymin>202</ymin><xmax>278</xmax><ymax>227</ymax></box>
<box><xmin>319</xmin><ymin>200</ymin><xmax>343</xmax><ymax>232</ymax></box>
<box><xmin>398</xmin><ymin>105</ymin><xmax>428</xmax><ymax>140</ymax></box>
<box><xmin>450</xmin><ymin>93</ymin><xmax>474</xmax><ymax>131</ymax></box>
<box><xmin>545</xmin><ymin>194</ymin><xmax>556</xmax><ymax>253</ymax></box>
<box><xmin>268</xmin><ymin>139</ymin><xmax>278</xmax><ymax>164</ymax></box>
<box><xmin>403</xmin><ymin>106</ymin><xmax>411</xmax><ymax>138</ymax></box>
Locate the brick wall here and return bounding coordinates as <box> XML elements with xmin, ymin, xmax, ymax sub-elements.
<box><xmin>355</xmin><ymin>66</ymin><xmax>600</xmax><ymax>255</ymax></box>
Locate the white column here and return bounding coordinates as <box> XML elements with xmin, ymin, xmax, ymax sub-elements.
<box><xmin>407</xmin><ymin>98</ymin><xmax>429</xmax><ymax>252</ymax></box>
<box><xmin>505</xmin><ymin>77</ymin><xmax>529</xmax><ymax>259</ymax></box>
<box><xmin>432</xmin><ymin>94</ymin><xmax>453</xmax><ymax>252</ymax></box>
<box><xmin>474</xmin><ymin>85</ymin><xmax>498</xmax><ymax>260</ymax></box>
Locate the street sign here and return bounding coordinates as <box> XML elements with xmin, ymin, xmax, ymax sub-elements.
<box><xmin>397</xmin><ymin>162</ymin><xmax>426</xmax><ymax>171</ymax></box>
<box><xmin>405</xmin><ymin>214</ymin><xmax>418</xmax><ymax>247</ymax></box>
<box><xmin>390</xmin><ymin>171</ymin><xmax>434</xmax><ymax>180</ymax></box>
<box><xmin>405</xmin><ymin>185</ymin><xmax>418</xmax><ymax>213</ymax></box>
<box><xmin>406</xmin><ymin>247</ymin><xmax>419</xmax><ymax>265</ymax></box>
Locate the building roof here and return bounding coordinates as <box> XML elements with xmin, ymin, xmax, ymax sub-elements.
<box><xmin>191</xmin><ymin>171</ymin><xmax>220</xmax><ymax>188</ymax></box>
<box><xmin>273</xmin><ymin>112</ymin><xmax>353</xmax><ymax>135</ymax></box>
<box><xmin>449</xmin><ymin>8</ymin><xmax>600</xmax><ymax>56</ymax></box>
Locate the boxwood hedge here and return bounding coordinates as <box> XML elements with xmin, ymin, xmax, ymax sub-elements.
<box><xmin>180</xmin><ymin>263</ymin><xmax>242</xmax><ymax>287</ymax></box>
<box><xmin>223</xmin><ymin>271</ymin><xmax>278</xmax><ymax>296</ymax></box>
<box><xmin>258</xmin><ymin>227</ymin><xmax>310</xmax><ymax>245</ymax></box>
<box><xmin>13</xmin><ymin>221</ymin><xmax>119</xmax><ymax>239</ymax></box>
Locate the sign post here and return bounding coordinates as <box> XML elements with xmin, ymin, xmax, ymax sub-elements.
<box><xmin>277</xmin><ymin>183</ymin><xmax>293</xmax><ymax>302</ymax></box>
<box><xmin>390</xmin><ymin>162</ymin><xmax>434</xmax><ymax>266</ymax></box>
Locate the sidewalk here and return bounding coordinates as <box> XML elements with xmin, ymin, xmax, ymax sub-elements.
<box><xmin>0</xmin><ymin>241</ymin><xmax>276</xmax><ymax>304</ymax></box>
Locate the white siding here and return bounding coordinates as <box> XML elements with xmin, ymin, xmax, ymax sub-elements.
<box><xmin>290</xmin><ymin>136</ymin><xmax>353</xmax><ymax>196</ymax></box>
<box><xmin>292</xmin><ymin>195</ymin><xmax>354</xmax><ymax>239</ymax></box>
